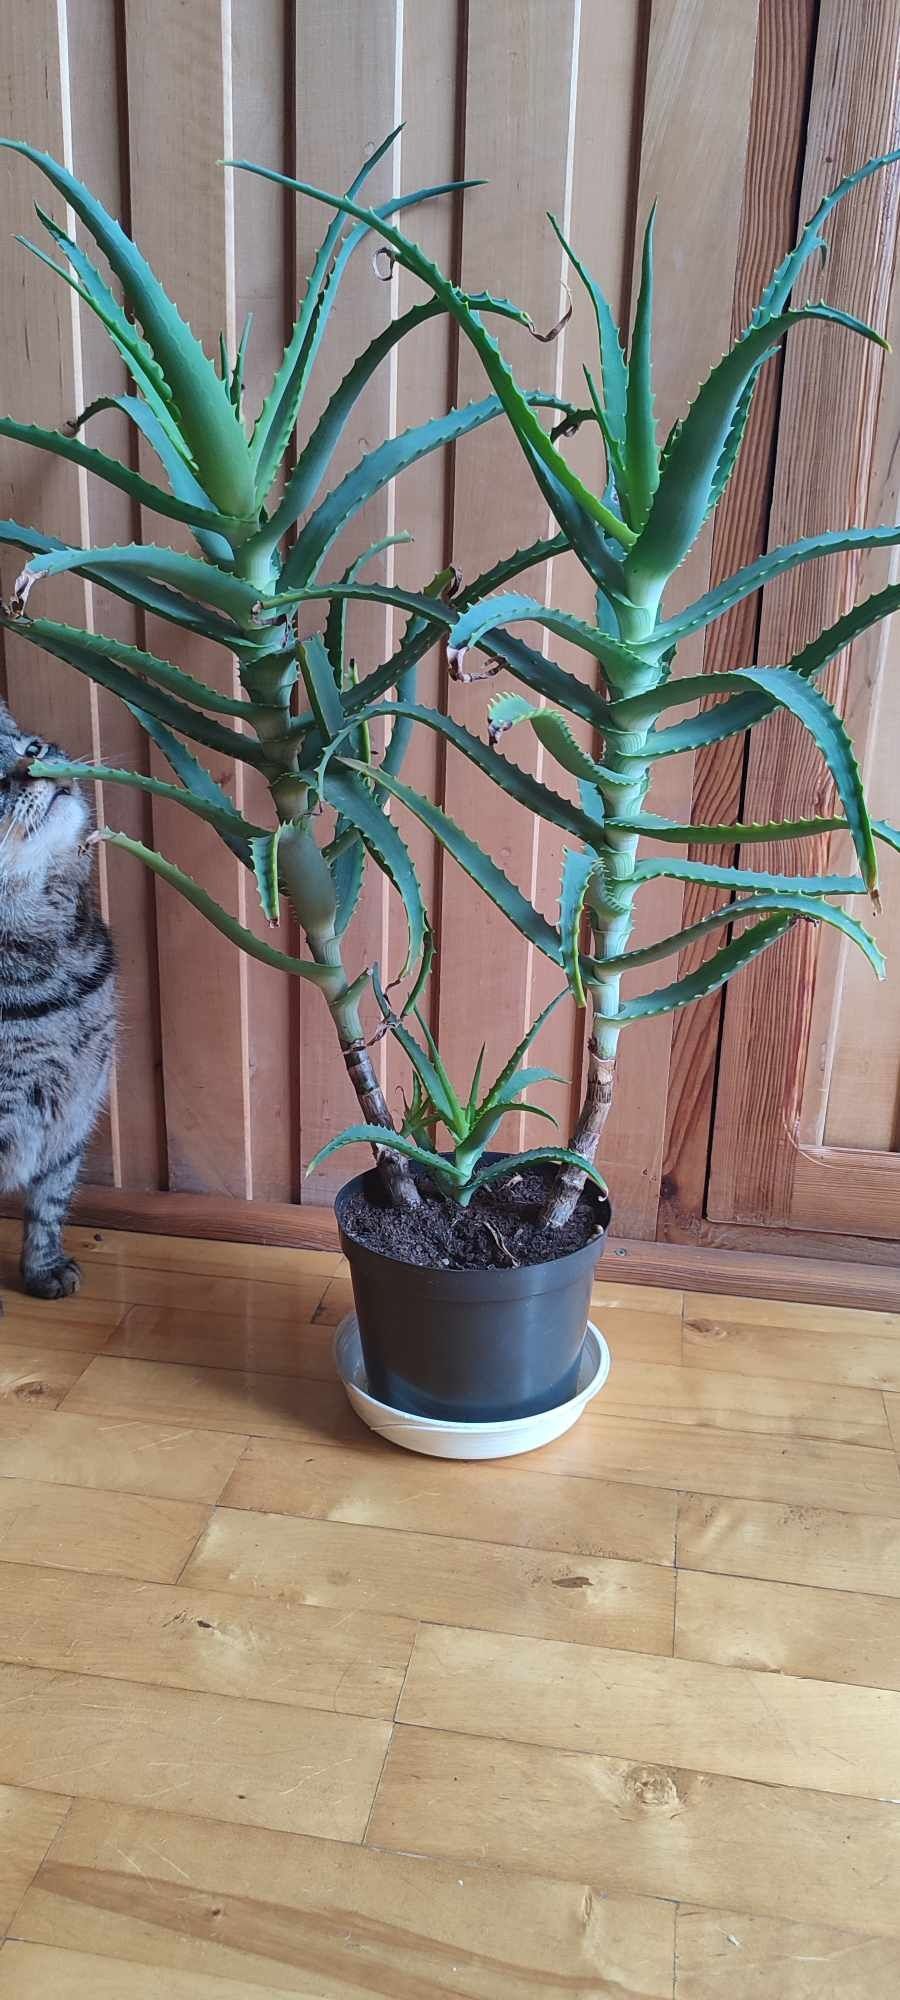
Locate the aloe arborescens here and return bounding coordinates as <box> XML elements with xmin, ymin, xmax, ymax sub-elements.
<box><xmin>252</xmin><ymin>149</ymin><xmax>900</xmax><ymax>1225</ymax></box>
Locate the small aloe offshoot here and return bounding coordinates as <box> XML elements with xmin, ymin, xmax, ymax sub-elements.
<box><xmin>256</xmin><ymin>149</ymin><xmax>900</xmax><ymax>1224</ymax></box>
<box><xmin>0</xmin><ymin>132</ymin><xmax>587</xmax><ymax>1211</ymax></box>
<box><xmin>308</xmin><ymin>987</ymin><xmax>606</xmax><ymax>1209</ymax></box>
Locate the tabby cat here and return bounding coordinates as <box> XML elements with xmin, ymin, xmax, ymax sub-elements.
<box><xmin>0</xmin><ymin>701</ymin><xmax>115</xmax><ymax>1296</ymax></box>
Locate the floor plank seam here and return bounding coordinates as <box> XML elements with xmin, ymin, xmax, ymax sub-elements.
<box><xmin>170</xmin><ymin>1506</ymin><xmax>217</xmax><ymax>1587</ymax></box>
<box><xmin>2</xmin><ymin>1792</ymin><xmax>74</xmax><ymax>1945</ymax></box>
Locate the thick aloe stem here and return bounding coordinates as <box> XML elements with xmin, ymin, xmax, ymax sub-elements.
<box><xmin>542</xmin><ymin>602</ymin><xmax>656</xmax><ymax>1229</ymax></box>
<box><xmin>274</xmin><ymin>779</ymin><xmax>420</xmax><ymax>1209</ymax></box>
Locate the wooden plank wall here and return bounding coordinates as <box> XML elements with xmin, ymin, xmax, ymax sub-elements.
<box><xmin>0</xmin><ymin>0</ymin><xmax>898</xmax><ymax>1245</ymax></box>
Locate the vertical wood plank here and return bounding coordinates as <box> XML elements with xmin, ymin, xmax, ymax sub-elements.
<box><xmin>123</xmin><ymin>0</ymin><xmax>252</xmax><ymax>1197</ymax></box>
<box><xmin>587</xmin><ymin>0</ymin><xmax>760</xmax><ymax>1234</ymax></box>
<box><xmin>707</xmin><ymin>0</ymin><xmax>900</xmax><ymax>1225</ymax></box>
<box><xmin>659</xmin><ymin>0</ymin><xmax>817</xmax><ymax>1240</ymax></box>
<box><xmin>0</xmin><ymin>0</ymin><xmax>164</xmax><ymax>1191</ymax></box>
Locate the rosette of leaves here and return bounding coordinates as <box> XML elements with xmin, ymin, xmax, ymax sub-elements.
<box><xmin>309</xmin><ymin>984</ymin><xmax>605</xmax><ymax>1211</ymax></box>
<box><xmin>239</xmin><ymin>149</ymin><xmax>900</xmax><ymax>1223</ymax></box>
<box><xmin>0</xmin><ymin>132</ymin><xmax>586</xmax><ymax>1208</ymax></box>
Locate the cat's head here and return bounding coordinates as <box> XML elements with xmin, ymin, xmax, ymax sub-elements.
<box><xmin>0</xmin><ymin>701</ymin><xmax>89</xmax><ymax>874</ymax></box>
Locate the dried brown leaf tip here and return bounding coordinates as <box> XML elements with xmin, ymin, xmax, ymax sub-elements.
<box><xmin>526</xmin><ymin>282</ymin><xmax>573</xmax><ymax>344</ymax></box>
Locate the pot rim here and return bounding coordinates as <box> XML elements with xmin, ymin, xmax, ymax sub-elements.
<box><xmin>334</xmin><ymin>1158</ymin><xmax>611</xmax><ymax>1293</ymax></box>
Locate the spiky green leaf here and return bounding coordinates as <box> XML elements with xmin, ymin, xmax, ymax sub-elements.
<box><xmin>606</xmin><ymin>915</ymin><xmax>797</xmax><ymax>1020</ymax></box>
<box><xmin>98</xmin><ymin>830</ymin><xmax>336</xmax><ymax>981</ymax></box>
<box><xmin>559</xmin><ymin>849</ymin><xmax>597</xmax><ymax>1006</ymax></box>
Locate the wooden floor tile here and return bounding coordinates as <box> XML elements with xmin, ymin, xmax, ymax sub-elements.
<box><xmin>312</xmin><ymin>1273</ymin><xmax>353</xmax><ymax>1326</ymax></box>
<box><xmin>676</xmin><ymin>1492</ymin><xmax>900</xmax><ymax>1595</ymax></box>
<box><xmin>675</xmin><ymin>1567</ymin><xmax>900</xmax><ymax>1689</ymax></box>
<box><xmin>540</xmin><ymin>1412</ymin><xmax>900</xmax><ymax>1514</ymax></box>
<box><xmin>60</xmin><ymin>1224</ymin><xmax>342</xmax><ymax>1288</ymax></box>
<box><xmin>369</xmin><ymin>1726</ymin><xmax>900</xmax><ymax>1933</ymax></box>
<box><xmin>70</xmin><ymin>1265</ymin><xmax>329</xmax><ymax>1325</ymax></box>
<box><xmin>107</xmin><ymin>1305</ymin><xmax>336</xmax><ymax>1381</ymax></box>
<box><xmin>182</xmin><ymin>1507</ymin><xmax>675</xmax><ymax>1651</ymax></box>
<box><xmin>0</xmin><ymin>1784</ymin><xmax>69</xmax><ymax>1936</ymax></box>
<box><xmin>398</xmin><ymin>1622</ymin><xmax>900</xmax><ymax>1798</ymax></box>
<box><xmin>0</xmin><ymin>1308</ymin><xmax>114</xmax><ymax>1354</ymax></box>
<box><xmin>593</xmin><ymin>1281</ymin><xmax>684</xmax><ymax>1315</ymax></box>
<box><xmin>0</xmin><ymin>1480</ymin><xmax>209</xmax><ymax>1582</ymax></box>
<box><xmin>14</xmin><ymin>1797</ymin><xmax>675</xmax><ymax>1997</ymax></box>
<box><xmin>0</xmin><ymin>1665</ymin><xmax>389</xmax><ymax>1840</ymax></box>
<box><xmin>0</xmin><ymin>1343</ymin><xmax>93</xmax><ymax>1412</ymax></box>
<box><xmin>684</xmin><ymin>1292</ymin><xmax>900</xmax><ymax>1390</ymax></box>
<box><xmin>0</xmin><ymin>1942</ymin><xmax>281</xmax><ymax>1999</ymax></box>
<box><xmin>222</xmin><ymin>1437</ymin><xmax>678</xmax><ymax>1564</ymax></box>
<box><xmin>0</xmin><ymin>1288</ymin><xmax>124</xmax><ymax>1333</ymax></box>
<box><xmin>600</xmin><ymin>1357</ymin><xmax>890</xmax><ymax>1446</ymax></box>
<box><xmin>884</xmin><ymin>1393</ymin><xmax>900</xmax><ymax>1452</ymax></box>
<box><xmin>0</xmin><ymin>1564</ymin><xmax>414</xmax><ymax>1719</ymax></box>
<box><xmin>674</xmin><ymin>1906</ymin><xmax>900</xmax><ymax>1997</ymax></box>
<box><xmin>63</xmin><ymin>1355</ymin><xmax>361</xmax><ymax>1443</ymax></box>
<box><xmin>0</xmin><ymin>1408</ymin><xmax>244</xmax><ymax>1502</ymax></box>
<box><xmin>587</xmin><ymin>1304</ymin><xmax>683</xmax><ymax>1364</ymax></box>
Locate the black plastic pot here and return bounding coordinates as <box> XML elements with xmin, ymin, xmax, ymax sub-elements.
<box><xmin>335</xmin><ymin>1163</ymin><xmax>610</xmax><ymax>1423</ymax></box>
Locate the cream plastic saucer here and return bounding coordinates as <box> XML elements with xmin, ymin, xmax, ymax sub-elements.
<box><xmin>334</xmin><ymin>1314</ymin><xmax>611</xmax><ymax>1460</ymax></box>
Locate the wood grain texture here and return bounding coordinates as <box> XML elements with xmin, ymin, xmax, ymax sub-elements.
<box><xmin>0</xmin><ymin>1664</ymin><xmax>389</xmax><ymax>1839</ymax></box>
<box><xmin>674</xmin><ymin>1906</ymin><xmax>900</xmax><ymax>1998</ymax></box>
<box><xmin>0</xmin><ymin>1564</ymin><xmax>413</xmax><ymax>1719</ymax></box>
<box><xmin>182</xmin><ymin>1506</ymin><xmax>675</xmax><ymax>1652</ymax></box>
<box><xmin>221</xmin><ymin>1436</ymin><xmax>678</xmax><ymax>1563</ymax></box>
<box><xmin>0</xmin><ymin>1479</ymin><xmax>209</xmax><ymax>1582</ymax></box>
<box><xmin>398</xmin><ymin>1622</ymin><xmax>900</xmax><ymax>1799</ymax></box>
<box><xmin>0</xmin><ymin>1943</ymin><xmax>281</xmax><ymax>2000</ymax></box>
<box><xmin>676</xmin><ymin>1490</ymin><xmax>900</xmax><ymax>1596</ymax></box>
<box><xmin>675</xmin><ymin>1566</ymin><xmax>900</xmax><ymax>1689</ymax></box>
<box><xmin>369</xmin><ymin>1725</ymin><xmax>900</xmax><ymax>1933</ymax></box>
<box><xmin>0</xmin><ymin>1786</ymin><xmax>69</xmax><ymax>1939</ymax></box>
<box><xmin>707</xmin><ymin>0</ymin><xmax>900</xmax><ymax>1234</ymax></box>
<box><xmin>684</xmin><ymin>1290</ymin><xmax>900</xmax><ymax>1388</ymax></box>
<box><xmin>0</xmin><ymin>1343</ymin><xmax>93</xmax><ymax>1411</ymax></box>
<box><xmin>62</xmin><ymin>1354</ymin><xmax>361</xmax><ymax>1443</ymax></box>
<box><xmin>0</xmin><ymin>1408</ymin><xmax>244</xmax><ymax>1502</ymax></box>
<box><xmin>599</xmin><ymin>1356</ymin><xmax>891</xmax><ymax>1446</ymax></box>
<box><xmin>13</xmin><ymin>1797</ymin><xmax>676</xmax><ymax>1997</ymax></box>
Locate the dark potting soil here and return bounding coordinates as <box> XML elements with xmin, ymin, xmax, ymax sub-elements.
<box><xmin>339</xmin><ymin>1163</ymin><xmax>606</xmax><ymax>1271</ymax></box>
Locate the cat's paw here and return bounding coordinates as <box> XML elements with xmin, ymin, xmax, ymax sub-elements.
<box><xmin>23</xmin><ymin>1257</ymin><xmax>82</xmax><ymax>1300</ymax></box>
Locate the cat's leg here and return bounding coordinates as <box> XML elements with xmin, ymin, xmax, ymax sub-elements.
<box><xmin>21</xmin><ymin>1141</ymin><xmax>86</xmax><ymax>1297</ymax></box>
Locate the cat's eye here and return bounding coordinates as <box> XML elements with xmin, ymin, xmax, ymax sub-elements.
<box><xmin>24</xmin><ymin>738</ymin><xmax>45</xmax><ymax>759</ymax></box>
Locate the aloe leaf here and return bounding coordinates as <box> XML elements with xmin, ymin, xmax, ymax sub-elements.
<box><xmin>229</xmin><ymin>314</ymin><xmax>253</xmax><ymax>416</ymax></box>
<box><xmin>307</xmin><ymin>1125</ymin><xmax>448</xmax><ymax>1178</ymax></box>
<box><xmin>559</xmin><ymin>849</ymin><xmax>598</xmax><ymax>1006</ymax></box>
<box><xmin>608</xmin><ymin>810</ymin><xmax>851</xmax><ymax>844</ymax></box>
<box><xmin>0</xmin><ymin>521</ymin><xmax>244</xmax><ymax>646</ymax></box>
<box><xmin>627</xmin><ymin>303</ymin><xmax>888</xmax><ymax>595</ymax></box>
<box><xmin>33</xmin><ymin>756</ymin><xmax>264</xmax><ymax>848</ymax></box>
<box><xmin>249</xmin><ymin>826</ymin><xmax>284</xmax><ymax>923</ymax></box>
<box><xmin>632</xmin><ymin>855</ymin><xmax>865</xmax><ymax>897</ymax></box>
<box><xmin>488</xmin><ymin>693</ymin><xmax>619</xmax><ymax>793</ymax></box>
<box><xmin>547</xmin><ymin>212</ymin><xmax>627</xmax><ymax>444</ymax></box>
<box><xmin>613</xmin><ymin>665</ymin><xmax>877</xmax><ymax>894</ymax></box>
<box><xmin>263</xmin><ymin>300</ymin><xmax>443</xmax><ymax>544</ymax></box>
<box><xmin>623</xmin><ymin>206</ymin><xmax>658</xmax><ymax>531</ymax></box>
<box><xmin>71</xmin><ymin>393</ymin><xmax>235</xmax><ymax>566</ymax></box>
<box><xmin>0</xmin><ymin>417</ymin><xmax>238</xmax><ymax>535</ymax></box>
<box><xmin>1</xmin><ymin>141</ymin><xmax>255</xmax><ymax>515</ymax></box>
<box><xmin>10</xmin><ymin>541</ymin><xmax>272</xmax><ymax>627</ymax></box>
<box><xmin>98</xmin><ymin>830</ymin><xmax>336</xmax><ymax>982</ymax></box>
<box><xmin>371</xmin><ymin>970</ymin><xmax>463</xmax><ymax>1135</ymax></box>
<box><xmin>480</xmin><ymin>992</ymin><xmax>565</xmax><ymax>1114</ymax></box>
<box><xmin>409</xmin><ymin>1009</ymin><xmax>466</xmax><ymax>1131</ymax></box>
<box><xmin>607</xmin><ymin>914</ymin><xmax>798</xmax><ymax>1021</ymax></box>
<box><xmin>445</xmin><ymin>592</ymin><xmax>632</xmax><ymax>693</ymax></box>
<box><xmin>875</xmin><ymin>819</ymin><xmax>900</xmax><ymax>857</ymax></box>
<box><xmin>15</xmin><ymin>615</ymin><xmax>259</xmax><ymax>717</ymax></box>
<box><xmin>323</xmin><ymin>531</ymin><xmax>413</xmax><ymax>685</ymax></box>
<box><xmin>227</xmin><ymin>159</ymin><xmax>636</xmax><ymax>553</ymax></box>
<box><xmin>465</xmin><ymin>1147</ymin><xmax>607</xmax><ymax>1199</ymax></box>
<box><xmin>593</xmin><ymin>890</ymin><xmax>885</xmax><ymax>978</ymax></box>
<box><xmin>656</xmin><ymin>527</ymin><xmax>900</xmax><ymax>650</ymax></box>
<box><xmin>336</xmin><ymin>757</ymin><xmax>563</xmax><ymax>965</ymax></box>
<box><xmin>321</xmin><ymin>701</ymin><xmax>602</xmax><ymax>848</ymax></box>
<box><xmin>22</xmin><ymin>208</ymin><xmax>191</xmax><ymax>463</ymax></box>
<box><xmin>754</xmin><ymin>148</ymin><xmax>900</xmax><ymax>325</ymax></box>
<box><xmin>279</xmin><ymin>396</ymin><xmax>567</xmax><ymax>591</ymax></box>
<box><xmin>250</xmin><ymin>145</ymin><xmax>480</xmax><ymax>498</ymax></box>
<box><xmin>330</xmin><ymin>819</ymin><xmax>366</xmax><ymax>937</ymax></box>
<box><xmin>0</xmin><ymin>612</ymin><xmax>268</xmax><ymax>770</ymax></box>
<box><xmin>298</xmin><ymin>634</ymin><xmax>344</xmax><ymax>740</ymax></box>
<box><xmin>322</xmin><ymin>767</ymin><xmax>426</xmax><ymax>981</ymax></box>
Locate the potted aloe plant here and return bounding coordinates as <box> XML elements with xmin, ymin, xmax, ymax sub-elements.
<box><xmin>2</xmin><ymin>134</ymin><xmax>898</xmax><ymax>1455</ymax></box>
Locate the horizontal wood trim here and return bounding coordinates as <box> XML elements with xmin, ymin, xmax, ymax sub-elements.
<box><xmin>1</xmin><ymin>1185</ymin><xmax>896</xmax><ymax>1312</ymax></box>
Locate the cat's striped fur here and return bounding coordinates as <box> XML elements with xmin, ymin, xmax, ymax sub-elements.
<box><xmin>0</xmin><ymin>700</ymin><xmax>115</xmax><ymax>1296</ymax></box>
